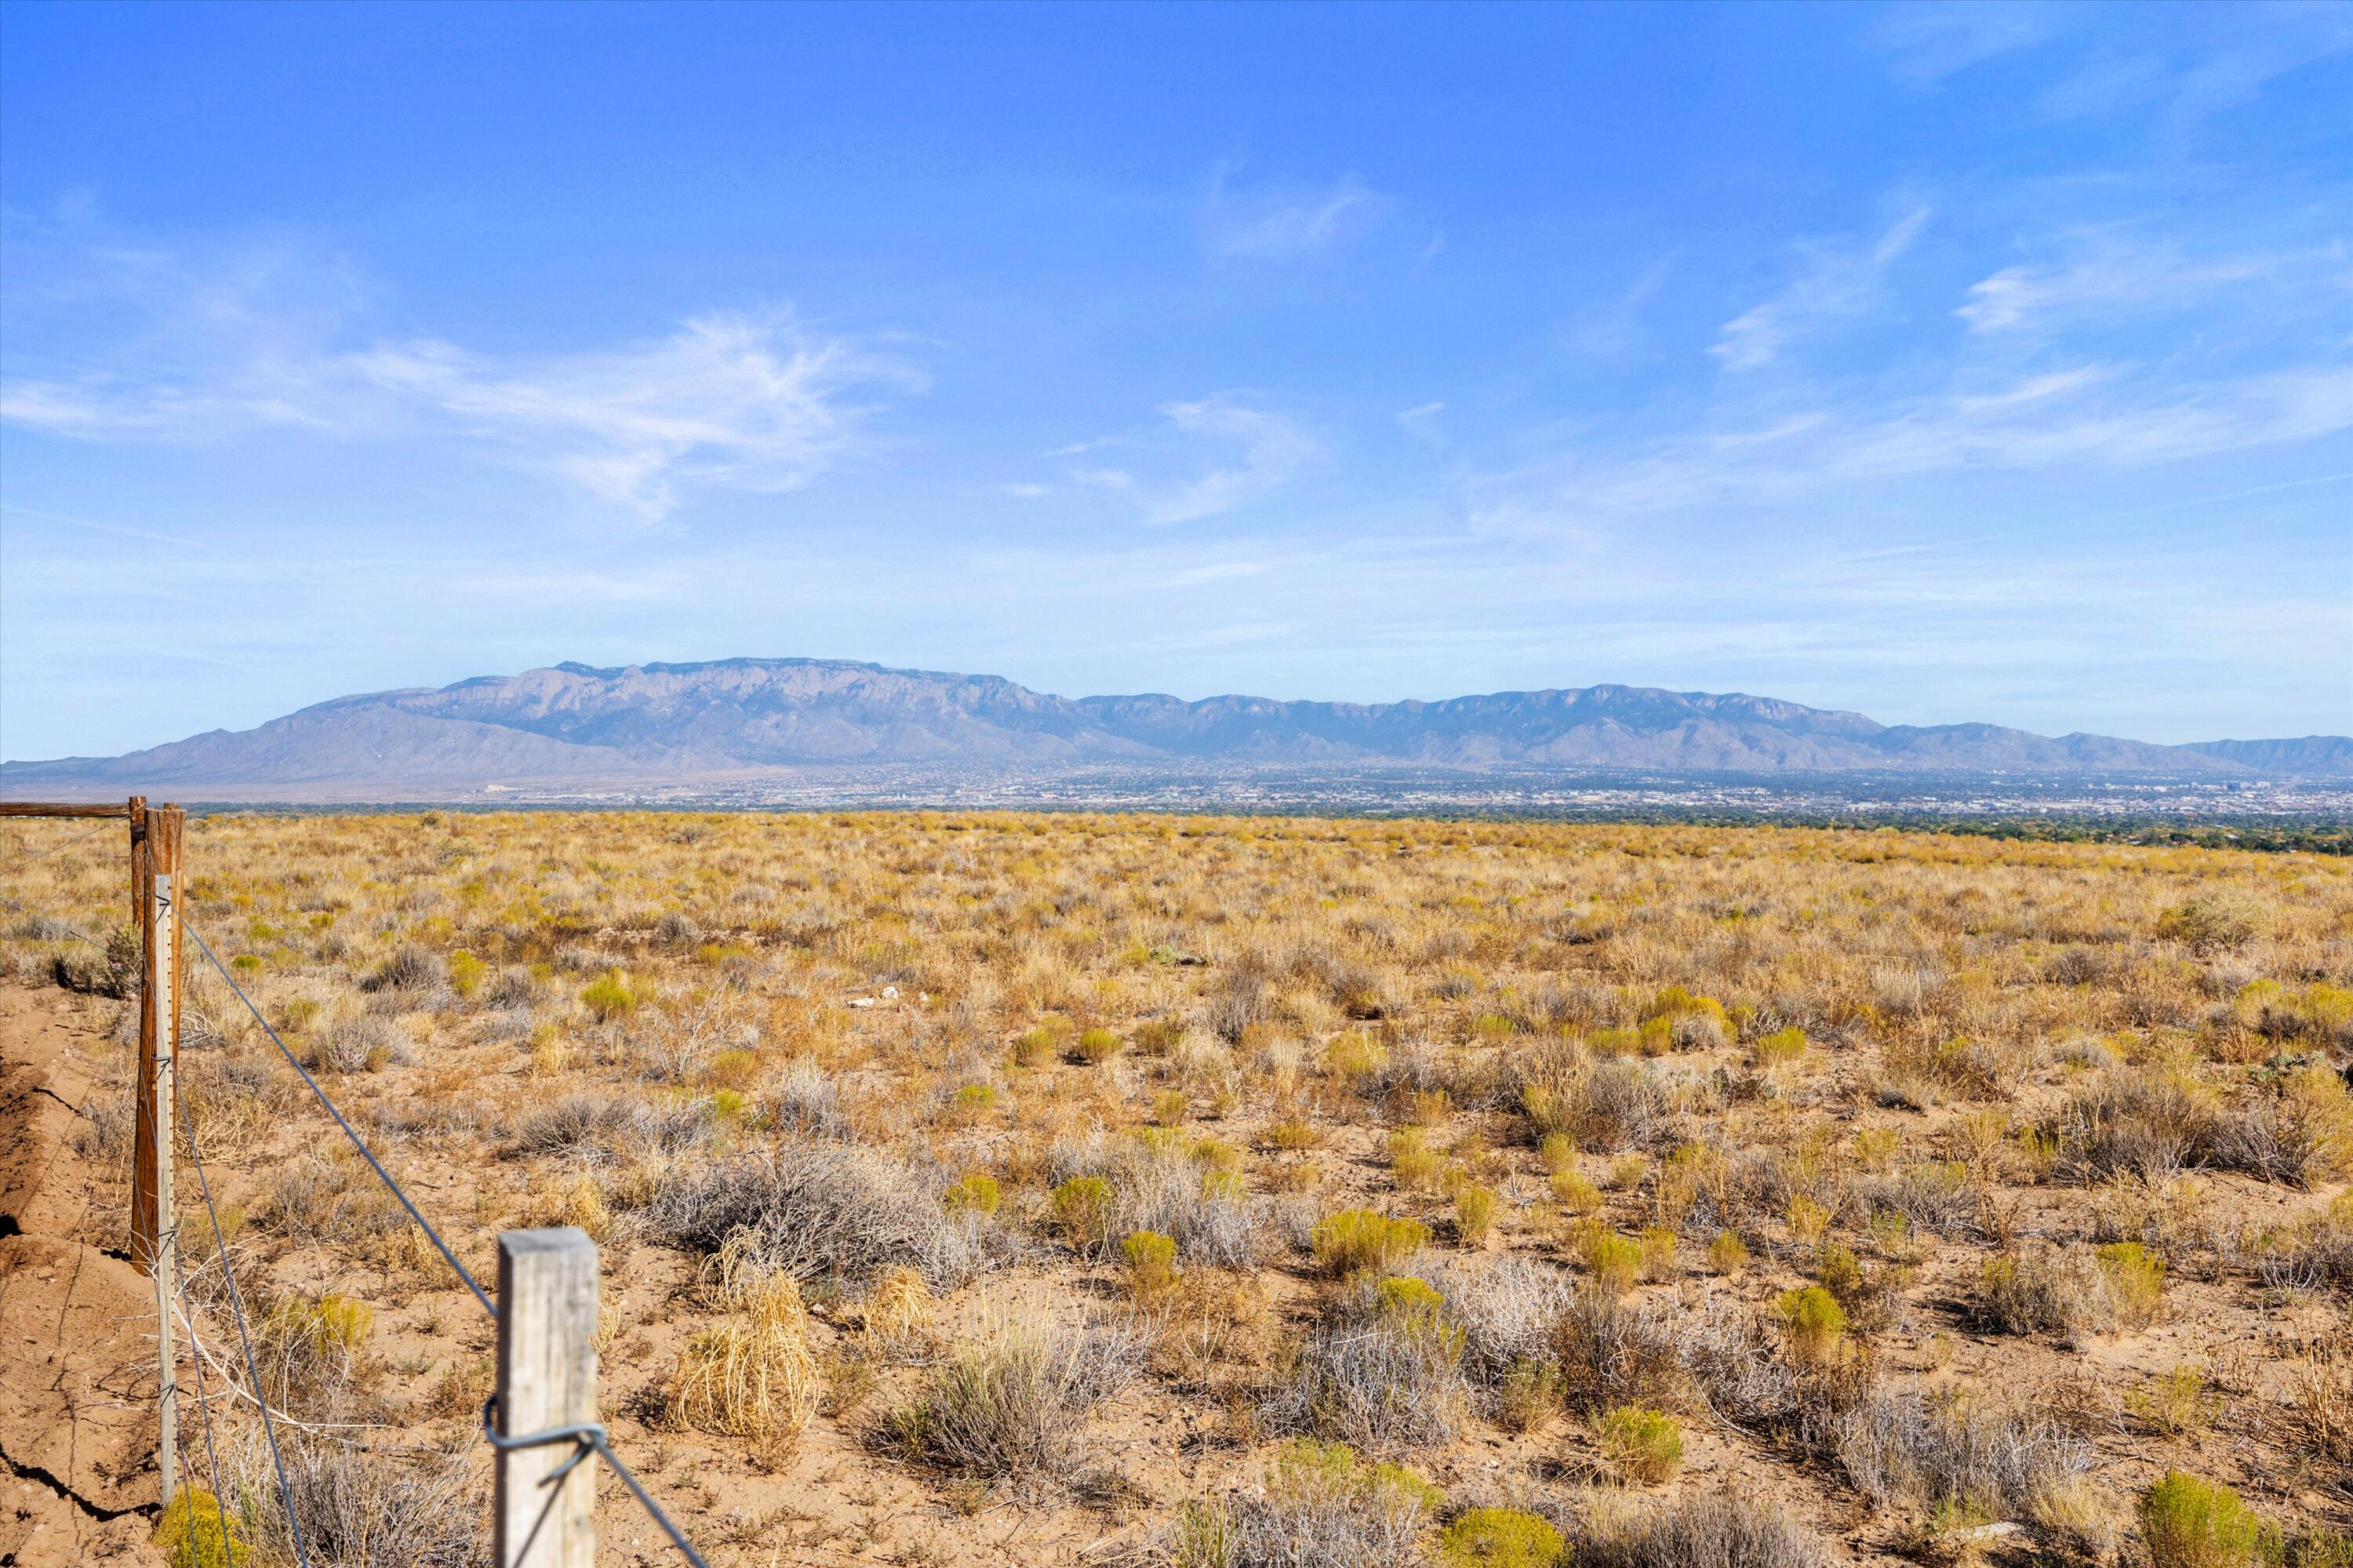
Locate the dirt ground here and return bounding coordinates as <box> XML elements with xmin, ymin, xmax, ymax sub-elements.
<box><xmin>0</xmin><ymin>984</ymin><xmax>168</xmax><ymax>1567</ymax></box>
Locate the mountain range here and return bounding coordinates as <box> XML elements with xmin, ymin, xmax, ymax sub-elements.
<box><xmin>4</xmin><ymin>657</ymin><xmax>2348</xmax><ymax>802</ymax></box>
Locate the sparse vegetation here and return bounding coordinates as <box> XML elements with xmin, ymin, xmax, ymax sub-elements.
<box><xmin>4</xmin><ymin>808</ymin><xmax>2347</xmax><ymax>1566</ymax></box>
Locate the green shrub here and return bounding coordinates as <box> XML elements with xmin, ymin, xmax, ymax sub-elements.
<box><xmin>1551</xmin><ymin>1170</ymin><xmax>1601</xmax><ymax>1214</ymax></box>
<box><xmin>1707</xmin><ymin>1229</ymin><xmax>1749</xmax><ymax>1275</ymax></box>
<box><xmin>580</xmin><ymin>971</ymin><xmax>636</xmax><ymax>1020</ymax></box>
<box><xmin>154</xmin><ymin>1485</ymin><xmax>249</xmax><ymax>1568</ymax></box>
<box><xmin>1598</xmin><ymin>1403</ymin><xmax>1685</xmax><ymax>1485</ymax></box>
<box><xmin>1751</xmin><ymin>1025</ymin><xmax>1807</xmax><ymax>1067</ymax></box>
<box><xmin>1073</xmin><ymin>1027</ymin><xmax>1124</xmax><ymax>1064</ymax></box>
<box><xmin>1455</xmin><ymin>1184</ymin><xmax>1500</xmax><ymax>1244</ymax></box>
<box><xmin>1538</xmin><ymin>1131</ymin><xmax>1576</xmax><ymax>1173</ymax></box>
<box><xmin>447</xmin><ymin>950</ymin><xmax>486</xmax><ymax>999</ymax></box>
<box><xmin>1053</xmin><ymin>1177</ymin><xmax>1114</xmax><ymax>1248</ymax></box>
<box><xmin>1121</xmin><ymin>1229</ymin><xmax>1178</xmax><ymax>1295</ymax></box>
<box><xmin>2140</xmin><ymin>1472</ymin><xmax>2275</xmax><ymax>1568</ymax></box>
<box><xmin>1580</xmin><ymin>1228</ymin><xmax>1642</xmax><ymax>1296</ymax></box>
<box><xmin>2097</xmin><ymin>1241</ymin><xmax>2167</xmax><ymax>1328</ymax></box>
<box><xmin>1775</xmin><ymin>1286</ymin><xmax>1846</xmax><ymax>1364</ymax></box>
<box><xmin>1310</xmin><ymin>1209</ymin><xmax>1431</xmax><ymax>1278</ymax></box>
<box><xmin>1438</xmin><ymin>1506</ymin><xmax>1566</xmax><ymax>1567</ymax></box>
<box><xmin>944</xmin><ymin>1173</ymin><xmax>1001</xmax><ymax>1217</ymax></box>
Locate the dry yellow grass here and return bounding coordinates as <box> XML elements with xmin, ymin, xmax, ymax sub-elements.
<box><xmin>3</xmin><ymin>808</ymin><xmax>2350</xmax><ymax>1564</ymax></box>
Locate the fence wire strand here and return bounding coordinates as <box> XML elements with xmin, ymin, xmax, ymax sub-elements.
<box><xmin>179</xmin><ymin>914</ymin><xmax>711</xmax><ymax>1566</ymax></box>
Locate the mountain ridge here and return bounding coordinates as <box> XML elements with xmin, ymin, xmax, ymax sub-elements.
<box><xmin>5</xmin><ymin>656</ymin><xmax>2348</xmax><ymax>799</ymax></box>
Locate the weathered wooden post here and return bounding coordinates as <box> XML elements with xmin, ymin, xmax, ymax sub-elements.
<box><xmin>131</xmin><ymin>802</ymin><xmax>184</xmax><ymax>1504</ymax></box>
<box><xmin>495</xmin><ymin>1227</ymin><xmax>598</xmax><ymax>1568</ymax></box>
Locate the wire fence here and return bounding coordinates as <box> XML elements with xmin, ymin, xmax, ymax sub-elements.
<box><xmin>179</xmin><ymin>914</ymin><xmax>712</xmax><ymax>1567</ymax></box>
<box><xmin>2</xmin><ymin>819</ymin><xmax>711</xmax><ymax>1568</ymax></box>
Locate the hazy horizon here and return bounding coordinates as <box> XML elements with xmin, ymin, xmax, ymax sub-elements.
<box><xmin>5</xmin><ymin>3</ymin><xmax>2350</xmax><ymax>760</ymax></box>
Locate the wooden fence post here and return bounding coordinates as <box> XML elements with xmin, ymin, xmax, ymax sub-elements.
<box><xmin>495</xmin><ymin>1228</ymin><xmax>598</xmax><ymax>1568</ymax></box>
<box><xmin>132</xmin><ymin>803</ymin><xmax>183</xmax><ymax>1507</ymax></box>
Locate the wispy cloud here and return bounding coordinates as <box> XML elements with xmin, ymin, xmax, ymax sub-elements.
<box><xmin>1067</xmin><ymin>394</ymin><xmax>1322</xmax><ymax>525</ymax></box>
<box><xmin>346</xmin><ymin>313</ymin><xmax>918</xmax><ymax>517</ymax></box>
<box><xmin>0</xmin><ymin>222</ymin><xmax>920</xmax><ymax>518</ymax></box>
<box><xmin>1870</xmin><ymin>2</ymin><xmax>2053</xmax><ymax>87</ymax></box>
<box><xmin>1202</xmin><ymin>171</ymin><xmax>1391</xmax><ymax>260</ymax></box>
<box><xmin>1711</xmin><ymin>206</ymin><xmax>1930</xmax><ymax>371</ymax></box>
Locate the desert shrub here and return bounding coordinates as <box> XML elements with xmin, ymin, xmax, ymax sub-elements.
<box><xmin>361</xmin><ymin>943</ymin><xmax>446</xmax><ymax>994</ymax></box>
<box><xmin>944</xmin><ymin>1172</ymin><xmax>1002</xmax><ymax>1217</ymax></box>
<box><xmin>505</xmin><ymin>1091</ymin><xmax>641</xmax><ymax>1162</ymax></box>
<box><xmin>1570</xmin><ymin>1490</ymin><xmax>1827</xmax><ymax>1568</ymax></box>
<box><xmin>2209</xmin><ymin>1066</ymin><xmax>2353</xmax><ymax>1187</ymax></box>
<box><xmin>1438</xmin><ymin>1507</ymin><xmax>1566</xmax><ymax>1567</ymax></box>
<box><xmin>1122</xmin><ymin>1229</ymin><xmax>1180</xmax><ymax>1297</ymax></box>
<box><xmin>2140</xmin><ymin>1472</ymin><xmax>2275</xmax><ymax>1568</ymax></box>
<box><xmin>1072</xmin><ymin>1026</ymin><xmax>1124</xmax><ymax>1064</ymax></box>
<box><xmin>1551</xmin><ymin>1170</ymin><xmax>1601</xmax><ymax>1213</ymax></box>
<box><xmin>671</xmin><ymin>1270</ymin><xmax>821</xmax><ymax>1449</ymax></box>
<box><xmin>154</xmin><ymin>1485</ymin><xmax>249</xmax><ymax>1568</ymax></box>
<box><xmin>53</xmin><ymin>924</ymin><xmax>140</xmax><ymax>997</ymax></box>
<box><xmin>1831</xmin><ymin>1385</ymin><xmax>2093</xmax><ymax>1523</ymax></box>
<box><xmin>1266</xmin><ymin>1274</ymin><xmax>1470</xmax><ymax>1452</ymax></box>
<box><xmin>1056</xmin><ymin>1131</ymin><xmax>1267</xmax><ymax>1266</ymax></box>
<box><xmin>580</xmin><ymin>971</ymin><xmax>637</xmax><ymax>1020</ymax></box>
<box><xmin>646</xmin><ymin>1139</ymin><xmax>984</xmax><ymax>1288</ymax></box>
<box><xmin>1455</xmin><ymin>1184</ymin><xmax>1500</xmax><ymax>1244</ymax></box>
<box><xmin>1751</xmin><ymin>1025</ymin><xmax>1807</xmax><ymax>1068</ymax></box>
<box><xmin>315</xmin><ymin>1014</ymin><xmax>409</xmax><ymax>1074</ymax></box>
<box><xmin>1054</xmin><ymin>1175</ymin><xmax>1116</xmax><ymax>1251</ymax></box>
<box><xmin>242</xmin><ymin>1435</ymin><xmax>482</xmax><ymax>1568</ymax></box>
<box><xmin>1311</xmin><ymin>1209</ymin><xmax>1430</xmax><ymax>1278</ymax></box>
<box><xmin>1773</xmin><ymin>1287</ymin><xmax>1845</xmax><ymax>1366</ymax></box>
<box><xmin>1599</xmin><ymin>1404</ymin><xmax>1685</xmax><ymax>1485</ymax></box>
<box><xmin>1578</xmin><ymin>1226</ymin><xmax>1642</xmax><ymax>1296</ymax></box>
<box><xmin>1420</xmin><ymin>1255</ymin><xmax>1573</xmax><ymax>1387</ymax></box>
<box><xmin>1707</xmin><ymin>1230</ymin><xmax>1749</xmax><ymax>1275</ymax></box>
<box><xmin>1554</xmin><ymin>1290</ymin><xmax>1688</xmax><ymax>1413</ymax></box>
<box><xmin>1168</xmin><ymin>1439</ymin><xmax>1442</xmax><ymax>1568</ymax></box>
<box><xmin>2057</xmin><ymin>1071</ymin><xmax>2218</xmax><ymax>1182</ymax></box>
<box><xmin>882</xmin><ymin>1313</ymin><xmax>1144</xmax><ymax>1477</ymax></box>
<box><xmin>2156</xmin><ymin>898</ymin><xmax>2257</xmax><ymax>955</ymax></box>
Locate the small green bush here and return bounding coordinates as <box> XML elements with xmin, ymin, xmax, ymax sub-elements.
<box><xmin>1053</xmin><ymin>1177</ymin><xmax>1113</xmax><ymax>1247</ymax></box>
<box><xmin>1122</xmin><ymin>1229</ymin><xmax>1178</xmax><ymax>1295</ymax></box>
<box><xmin>1774</xmin><ymin>1285</ymin><xmax>1846</xmax><ymax>1364</ymax></box>
<box><xmin>154</xmin><ymin>1485</ymin><xmax>249</xmax><ymax>1568</ymax></box>
<box><xmin>1455</xmin><ymin>1184</ymin><xmax>1500</xmax><ymax>1244</ymax></box>
<box><xmin>944</xmin><ymin>1173</ymin><xmax>1002</xmax><ymax>1217</ymax></box>
<box><xmin>1580</xmin><ymin>1228</ymin><xmax>1642</xmax><ymax>1295</ymax></box>
<box><xmin>2097</xmin><ymin>1240</ymin><xmax>2167</xmax><ymax>1328</ymax></box>
<box><xmin>1310</xmin><ymin>1208</ymin><xmax>1431</xmax><ymax>1277</ymax></box>
<box><xmin>1438</xmin><ymin>1506</ymin><xmax>1566</xmax><ymax>1567</ymax></box>
<box><xmin>1073</xmin><ymin>1027</ymin><xmax>1124</xmax><ymax>1064</ymax></box>
<box><xmin>1598</xmin><ymin>1403</ymin><xmax>1685</xmax><ymax>1485</ymax></box>
<box><xmin>2140</xmin><ymin>1472</ymin><xmax>2274</xmax><ymax>1568</ymax></box>
<box><xmin>580</xmin><ymin>971</ymin><xmax>636</xmax><ymax>1020</ymax></box>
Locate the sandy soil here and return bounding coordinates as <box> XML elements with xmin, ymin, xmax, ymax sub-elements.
<box><xmin>0</xmin><ymin>984</ymin><xmax>167</xmax><ymax>1566</ymax></box>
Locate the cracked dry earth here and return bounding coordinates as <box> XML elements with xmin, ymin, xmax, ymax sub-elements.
<box><xmin>0</xmin><ymin>984</ymin><xmax>168</xmax><ymax>1566</ymax></box>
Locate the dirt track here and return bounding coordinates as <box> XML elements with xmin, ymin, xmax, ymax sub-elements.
<box><xmin>0</xmin><ymin>984</ymin><xmax>167</xmax><ymax>1566</ymax></box>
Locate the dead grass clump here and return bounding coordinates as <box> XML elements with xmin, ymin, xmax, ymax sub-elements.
<box><xmin>1419</xmin><ymin>1255</ymin><xmax>1573</xmax><ymax>1388</ymax></box>
<box><xmin>1265</xmin><ymin>1275</ymin><xmax>1471</xmax><ymax>1453</ymax></box>
<box><xmin>881</xmin><ymin>1312</ymin><xmax>1145</xmax><ymax>1479</ymax></box>
<box><xmin>1570</xmin><ymin>1489</ymin><xmax>1828</xmax><ymax>1568</ymax></box>
<box><xmin>315</xmin><ymin>1013</ymin><xmax>411</xmax><ymax>1074</ymax></box>
<box><xmin>243</xmin><ymin>1432</ymin><xmax>482</xmax><ymax>1568</ymax></box>
<box><xmin>1976</xmin><ymin>1242</ymin><xmax>2166</xmax><ymax>1340</ymax></box>
<box><xmin>361</xmin><ymin>942</ymin><xmax>447</xmax><ymax>994</ymax></box>
<box><xmin>646</xmin><ymin>1138</ymin><xmax>984</xmax><ymax>1288</ymax></box>
<box><xmin>1828</xmin><ymin>1385</ymin><xmax>2093</xmax><ymax>1526</ymax></box>
<box><xmin>671</xmin><ymin>1270</ymin><xmax>822</xmax><ymax>1450</ymax></box>
<box><xmin>2057</xmin><ymin>1069</ymin><xmax>2217</xmax><ymax>1182</ymax></box>
<box><xmin>505</xmin><ymin>1091</ymin><xmax>638</xmax><ymax>1161</ymax></box>
<box><xmin>772</xmin><ymin>1058</ymin><xmax>851</xmax><ymax>1137</ymax></box>
<box><xmin>1165</xmin><ymin>1438</ymin><xmax>1442</xmax><ymax>1568</ymax></box>
<box><xmin>2208</xmin><ymin>1066</ymin><xmax>2353</xmax><ymax>1187</ymax></box>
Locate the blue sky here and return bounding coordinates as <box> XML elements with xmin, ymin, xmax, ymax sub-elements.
<box><xmin>3</xmin><ymin>2</ymin><xmax>2349</xmax><ymax>759</ymax></box>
